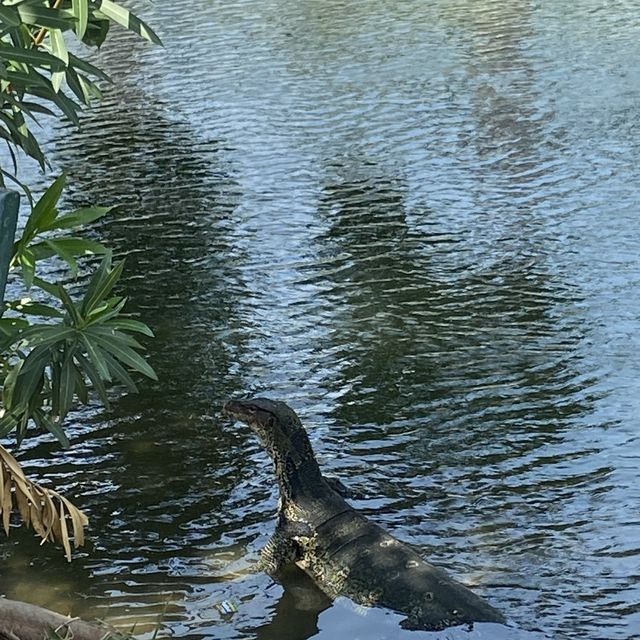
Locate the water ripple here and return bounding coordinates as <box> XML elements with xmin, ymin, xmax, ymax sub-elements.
<box><xmin>1</xmin><ymin>0</ymin><xmax>640</xmax><ymax>639</ymax></box>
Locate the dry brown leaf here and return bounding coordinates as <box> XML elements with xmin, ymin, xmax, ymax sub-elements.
<box><xmin>0</xmin><ymin>461</ymin><xmax>6</xmax><ymax>535</ymax></box>
<box><xmin>0</xmin><ymin>444</ymin><xmax>89</xmax><ymax>561</ymax></box>
<box><xmin>59</xmin><ymin>493</ymin><xmax>88</xmax><ymax>548</ymax></box>
<box><xmin>58</xmin><ymin>498</ymin><xmax>71</xmax><ymax>562</ymax></box>
<box><xmin>2</xmin><ymin>464</ymin><xmax>11</xmax><ymax>535</ymax></box>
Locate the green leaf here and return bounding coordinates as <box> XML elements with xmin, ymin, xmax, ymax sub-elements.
<box><xmin>72</xmin><ymin>362</ymin><xmax>88</xmax><ymax>404</ymax></box>
<box><xmin>23</xmin><ymin>175</ymin><xmax>66</xmax><ymax>241</ymax></box>
<box><xmin>16</xmin><ymin>410</ymin><xmax>29</xmax><ymax>445</ymax></box>
<box><xmin>0</xmin><ymin>5</ymin><xmax>21</xmax><ymax>27</ymax></box>
<box><xmin>33</xmin><ymin>276</ymin><xmax>62</xmax><ymax>298</ymax></box>
<box><xmin>2</xmin><ymin>69</ymin><xmax>48</xmax><ymax>92</ymax></box>
<box><xmin>65</xmin><ymin>65</ymin><xmax>90</xmax><ymax>104</ymax></box>
<box><xmin>43</xmin><ymin>238</ymin><xmax>78</xmax><ymax>272</ymax></box>
<box><xmin>68</xmin><ymin>52</ymin><xmax>110</xmax><ymax>82</ymax></box>
<box><xmin>87</xmin><ymin>324</ymin><xmax>142</xmax><ymax>350</ymax></box>
<box><xmin>45</xmin><ymin>417</ymin><xmax>70</xmax><ymax>448</ymax></box>
<box><xmin>3</xmin><ymin>359</ymin><xmax>23</xmax><ymax>409</ymax></box>
<box><xmin>17</xmin><ymin>5</ymin><xmax>76</xmax><ymax>31</ymax></box>
<box><xmin>18</xmin><ymin>248</ymin><xmax>36</xmax><ymax>288</ymax></box>
<box><xmin>20</xmin><ymin>101</ymin><xmax>57</xmax><ymax>117</ymax></box>
<box><xmin>20</xmin><ymin>128</ymin><xmax>47</xmax><ymax>169</ymax></box>
<box><xmin>77</xmin><ymin>73</ymin><xmax>102</xmax><ymax>101</ymax></box>
<box><xmin>84</xmin><ymin>296</ymin><xmax>126</xmax><ymax>325</ymax></box>
<box><xmin>13</xmin><ymin>344</ymin><xmax>50</xmax><ymax>407</ymax></box>
<box><xmin>0</xmin><ymin>410</ymin><xmax>17</xmax><ymax>438</ymax></box>
<box><xmin>0</xmin><ymin>93</ymin><xmax>42</xmax><ymax>125</ymax></box>
<box><xmin>107</xmin><ymin>318</ymin><xmax>154</xmax><ymax>337</ymax></box>
<box><xmin>49</xmin><ymin>29</ymin><xmax>68</xmax><ymax>93</ymax></box>
<box><xmin>40</xmin><ymin>206</ymin><xmax>111</xmax><ymax>231</ymax></box>
<box><xmin>0</xmin><ymin>110</ymin><xmax>24</xmax><ymax>143</ymax></box>
<box><xmin>92</xmin><ymin>0</ymin><xmax>162</xmax><ymax>45</ymax></box>
<box><xmin>0</xmin><ymin>317</ymin><xmax>30</xmax><ymax>338</ymax></box>
<box><xmin>0</xmin><ymin>43</ymin><xmax>67</xmax><ymax>71</ymax></box>
<box><xmin>57</xmin><ymin>284</ymin><xmax>83</xmax><ymax>327</ymax></box>
<box><xmin>79</xmin><ymin>334</ymin><xmax>111</xmax><ymax>382</ymax></box>
<box><xmin>100</xmin><ymin>348</ymin><xmax>137</xmax><ymax>392</ymax></box>
<box><xmin>72</xmin><ymin>0</ymin><xmax>89</xmax><ymax>39</ymax></box>
<box><xmin>16</xmin><ymin>324</ymin><xmax>76</xmax><ymax>349</ymax></box>
<box><xmin>31</xmin><ymin>237</ymin><xmax>108</xmax><ymax>265</ymax></box>
<box><xmin>91</xmin><ymin>333</ymin><xmax>157</xmax><ymax>380</ymax></box>
<box><xmin>75</xmin><ymin>351</ymin><xmax>109</xmax><ymax>405</ymax></box>
<box><xmin>51</xmin><ymin>67</ymin><xmax>65</xmax><ymax>93</ymax></box>
<box><xmin>29</xmin><ymin>86</ymin><xmax>82</xmax><ymax>126</ymax></box>
<box><xmin>82</xmin><ymin>15</ymin><xmax>109</xmax><ymax>47</ymax></box>
<box><xmin>81</xmin><ymin>255</ymin><xmax>124</xmax><ymax>315</ymax></box>
<box><xmin>0</xmin><ymin>169</ymin><xmax>33</xmax><ymax>207</ymax></box>
<box><xmin>0</xmin><ymin>110</ymin><xmax>45</xmax><ymax>167</ymax></box>
<box><xmin>51</xmin><ymin>359</ymin><xmax>61</xmax><ymax>414</ymax></box>
<box><xmin>62</xmin><ymin>68</ymin><xmax>103</xmax><ymax>105</ymax></box>
<box><xmin>7</xmin><ymin>300</ymin><xmax>64</xmax><ymax>318</ymax></box>
<box><xmin>58</xmin><ymin>350</ymin><xmax>76</xmax><ymax>419</ymax></box>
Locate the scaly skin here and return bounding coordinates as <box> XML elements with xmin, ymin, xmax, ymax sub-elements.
<box><xmin>223</xmin><ymin>397</ymin><xmax>505</xmax><ymax>631</ymax></box>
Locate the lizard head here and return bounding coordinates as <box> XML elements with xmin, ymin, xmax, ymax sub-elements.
<box><xmin>223</xmin><ymin>397</ymin><xmax>312</xmax><ymax>467</ymax></box>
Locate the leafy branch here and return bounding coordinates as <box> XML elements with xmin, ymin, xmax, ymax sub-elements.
<box><xmin>0</xmin><ymin>0</ymin><xmax>161</xmax><ymax>561</ymax></box>
<box><xmin>0</xmin><ymin>0</ymin><xmax>162</xmax><ymax>178</ymax></box>
<box><xmin>1</xmin><ymin>175</ymin><xmax>157</xmax><ymax>448</ymax></box>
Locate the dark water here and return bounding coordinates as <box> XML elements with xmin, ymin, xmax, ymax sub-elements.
<box><xmin>2</xmin><ymin>1</ymin><xmax>640</xmax><ymax>638</ymax></box>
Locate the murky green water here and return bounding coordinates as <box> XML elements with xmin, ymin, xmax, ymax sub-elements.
<box><xmin>2</xmin><ymin>1</ymin><xmax>640</xmax><ymax>638</ymax></box>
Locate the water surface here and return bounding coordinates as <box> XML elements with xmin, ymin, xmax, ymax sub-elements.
<box><xmin>1</xmin><ymin>1</ymin><xmax>640</xmax><ymax>639</ymax></box>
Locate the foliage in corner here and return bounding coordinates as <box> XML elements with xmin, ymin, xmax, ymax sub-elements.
<box><xmin>0</xmin><ymin>0</ymin><xmax>161</xmax><ymax>187</ymax></box>
<box><xmin>0</xmin><ymin>0</ymin><xmax>161</xmax><ymax>558</ymax></box>
<box><xmin>1</xmin><ymin>175</ymin><xmax>157</xmax><ymax>449</ymax></box>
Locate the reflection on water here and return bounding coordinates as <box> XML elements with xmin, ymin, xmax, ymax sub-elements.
<box><xmin>2</xmin><ymin>0</ymin><xmax>640</xmax><ymax>639</ymax></box>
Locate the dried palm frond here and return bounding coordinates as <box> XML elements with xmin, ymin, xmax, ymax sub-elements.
<box><xmin>0</xmin><ymin>444</ymin><xmax>89</xmax><ymax>561</ymax></box>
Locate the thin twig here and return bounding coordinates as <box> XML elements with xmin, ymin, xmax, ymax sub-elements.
<box><xmin>33</xmin><ymin>0</ymin><xmax>66</xmax><ymax>46</ymax></box>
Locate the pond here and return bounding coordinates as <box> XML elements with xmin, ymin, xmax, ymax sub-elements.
<box><xmin>1</xmin><ymin>1</ymin><xmax>640</xmax><ymax>638</ymax></box>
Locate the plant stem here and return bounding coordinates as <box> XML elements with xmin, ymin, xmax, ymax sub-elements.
<box><xmin>33</xmin><ymin>0</ymin><xmax>66</xmax><ymax>46</ymax></box>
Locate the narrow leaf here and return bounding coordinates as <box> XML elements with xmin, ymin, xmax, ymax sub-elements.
<box><xmin>18</xmin><ymin>248</ymin><xmax>36</xmax><ymax>288</ymax></box>
<box><xmin>29</xmin><ymin>86</ymin><xmax>81</xmax><ymax>126</ymax></box>
<box><xmin>33</xmin><ymin>276</ymin><xmax>62</xmax><ymax>298</ymax></box>
<box><xmin>56</xmin><ymin>284</ymin><xmax>83</xmax><ymax>326</ymax></box>
<box><xmin>72</xmin><ymin>0</ymin><xmax>89</xmax><ymax>39</ymax></box>
<box><xmin>23</xmin><ymin>175</ymin><xmax>65</xmax><ymax>241</ymax></box>
<box><xmin>71</xmin><ymin>362</ymin><xmax>88</xmax><ymax>404</ymax></box>
<box><xmin>68</xmin><ymin>52</ymin><xmax>111</xmax><ymax>82</ymax></box>
<box><xmin>93</xmin><ymin>0</ymin><xmax>162</xmax><ymax>45</ymax></box>
<box><xmin>49</xmin><ymin>29</ymin><xmax>68</xmax><ymax>93</ymax></box>
<box><xmin>108</xmin><ymin>318</ymin><xmax>154</xmax><ymax>337</ymax></box>
<box><xmin>15</xmin><ymin>325</ymin><xmax>75</xmax><ymax>349</ymax></box>
<box><xmin>75</xmin><ymin>351</ymin><xmax>110</xmax><ymax>404</ymax></box>
<box><xmin>57</xmin><ymin>351</ymin><xmax>76</xmax><ymax>421</ymax></box>
<box><xmin>0</xmin><ymin>5</ymin><xmax>21</xmax><ymax>27</ymax></box>
<box><xmin>100</xmin><ymin>348</ymin><xmax>137</xmax><ymax>392</ymax></box>
<box><xmin>42</xmin><ymin>238</ymin><xmax>78</xmax><ymax>273</ymax></box>
<box><xmin>77</xmin><ymin>73</ymin><xmax>102</xmax><ymax>101</ymax></box>
<box><xmin>45</xmin><ymin>419</ymin><xmax>71</xmax><ymax>448</ymax></box>
<box><xmin>81</xmin><ymin>256</ymin><xmax>123</xmax><ymax>315</ymax></box>
<box><xmin>41</xmin><ymin>205</ymin><xmax>111</xmax><ymax>231</ymax></box>
<box><xmin>79</xmin><ymin>335</ymin><xmax>110</xmax><ymax>381</ymax></box>
<box><xmin>7</xmin><ymin>301</ymin><xmax>63</xmax><ymax>318</ymax></box>
<box><xmin>17</xmin><ymin>5</ymin><xmax>76</xmax><ymax>30</ymax></box>
<box><xmin>91</xmin><ymin>334</ymin><xmax>157</xmax><ymax>380</ymax></box>
<box><xmin>65</xmin><ymin>65</ymin><xmax>90</xmax><ymax>105</ymax></box>
<box><xmin>13</xmin><ymin>346</ymin><xmax>50</xmax><ymax>407</ymax></box>
<box><xmin>0</xmin><ymin>44</ymin><xmax>67</xmax><ymax>71</ymax></box>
